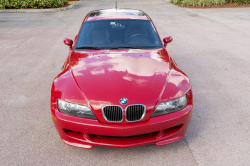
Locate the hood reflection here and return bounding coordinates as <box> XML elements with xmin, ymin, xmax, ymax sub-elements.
<box><xmin>72</xmin><ymin>52</ymin><xmax>169</xmax><ymax>79</ymax></box>
<box><xmin>69</xmin><ymin>49</ymin><xmax>175</xmax><ymax>107</ymax></box>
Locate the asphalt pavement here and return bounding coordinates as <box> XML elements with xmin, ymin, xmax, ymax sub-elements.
<box><xmin>0</xmin><ymin>0</ymin><xmax>250</xmax><ymax>165</ymax></box>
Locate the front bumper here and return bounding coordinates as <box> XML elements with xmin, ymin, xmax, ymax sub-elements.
<box><xmin>51</xmin><ymin>104</ymin><xmax>193</xmax><ymax>149</ymax></box>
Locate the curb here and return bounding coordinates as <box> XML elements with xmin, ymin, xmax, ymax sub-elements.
<box><xmin>0</xmin><ymin>1</ymin><xmax>80</xmax><ymax>13</ymax></box>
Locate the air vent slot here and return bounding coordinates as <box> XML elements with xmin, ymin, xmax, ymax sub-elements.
<box><xmin>102</xmin><ymin>106</ymin><xmax>123</xmax><ymax>122</ymax></box>
<box><xmin>126</xmin><ymin>105</ymin><xmax>146</xmax><ymax>122</ymax></box>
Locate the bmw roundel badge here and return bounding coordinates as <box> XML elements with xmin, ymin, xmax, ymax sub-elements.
<box><xmin>120</xmin><ymin>98</ymin><xmax>128</xmax><ymax>105</ymax></box>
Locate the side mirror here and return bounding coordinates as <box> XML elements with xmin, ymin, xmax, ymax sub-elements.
<box><xmin>64</xmin><ymin>38</ymin><xmax>73</xmax><ymax>50</ymax></box>
<box><xmin>163</xmin><ymin>36</ymin><xmax>173</xmax><ymax>48</ymax></box>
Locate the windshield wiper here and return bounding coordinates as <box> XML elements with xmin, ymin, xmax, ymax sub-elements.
<box><xmin>75</xmin><ymin>46</ymin><xmax>103</xmax><ymax>50</ymax></box>
<box><xmin>109</xmin><ymin>46</ymin><xmax>142</xmax><ymax>49</ymax></box>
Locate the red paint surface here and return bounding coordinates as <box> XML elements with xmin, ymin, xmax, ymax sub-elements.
<box><xmin>87</xmin><ymin>14</ymin><xmax>148</xmax><ymax>21</ymax></box>
<box><xmin>51</xmin><ymin>9</ymin><xmax>193</xmax><ymax>149</ymax></box>
<box><xmin>163</xmin><ymin>36</ymin><xmax>173</xmax><ymax>47</ymax></box>
<box><xmin>64</xmin><ymin>38</ymin><xmax>73</xmax><ymax>50</ymax></box>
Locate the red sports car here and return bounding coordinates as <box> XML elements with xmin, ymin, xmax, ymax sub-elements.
<box><xmin>51</xmin><ymin>9</ymin><xmax>193</xmax><ymax>149</ymax></box>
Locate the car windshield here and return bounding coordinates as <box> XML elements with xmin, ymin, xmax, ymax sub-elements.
<box><xmin>75</xmin><ymin>20</ymin><xmax>163</xmax><ymax>50</ymax></box>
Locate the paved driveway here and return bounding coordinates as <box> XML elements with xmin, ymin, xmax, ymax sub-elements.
<box><xmin>0</xmin><ymin>0</ymin><xmax>250</xmax><ymax>165</ymax></box>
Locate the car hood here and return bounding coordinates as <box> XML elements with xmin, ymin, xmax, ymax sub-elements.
<box><xmin>70</xmin><ymin>49</ymin><xmax>170</xmax><ymax>111</ymax></box>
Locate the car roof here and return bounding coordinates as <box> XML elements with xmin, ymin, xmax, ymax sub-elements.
<box><xmin>86</xmin><ymin>9</ymin><xmax>149</xmax><ymax>21</ymax></box>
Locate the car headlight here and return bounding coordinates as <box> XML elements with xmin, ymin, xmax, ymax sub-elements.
<box><xmin>151</xmin><ymin>95</ymin><xmax>187</xmax><ymax>117</ymax></box>
<box><xmin>57</xmin><ymin>99</ymin><xmax>97</xmax><ymax>119</ymax></box>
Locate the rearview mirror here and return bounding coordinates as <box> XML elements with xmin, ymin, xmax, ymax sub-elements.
<box><xmin>64</xmin><ymin>38</ymin><xmax>73</xmax><ymax>50</ymax></box>
<box><xmin>163</xmin><ymin>36</ymin><xmax>173</xmax><ymax>48</ymax></box>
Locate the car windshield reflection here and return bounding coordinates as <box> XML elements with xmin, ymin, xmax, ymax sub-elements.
<box><xmin>75</xmin><ymin>20</ymin><xmax>163</xmax><ymax>50</ymax></box>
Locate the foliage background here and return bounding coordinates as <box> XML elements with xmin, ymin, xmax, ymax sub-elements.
<box><xmin>0</xmin><ymin>0</ymin><xmax>68</xmax><ymax>9</ymax></box>
<box><xmin>170</xmin><ymin>0</ymin><xmax>250</xmax><ymax>6</ymax></box>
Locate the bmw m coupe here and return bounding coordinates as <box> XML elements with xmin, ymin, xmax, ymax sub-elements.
<box><xmin>51</xmin><ymin>9</ymin><xmax>193</xmax><ymax>149</ymax></box>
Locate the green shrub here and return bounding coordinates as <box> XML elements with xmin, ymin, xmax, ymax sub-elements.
<box><xmin>227</xmin><ymin>0</ymin><xmax>250</xmax><ymax>4</ymax></box>
<box><xmin>0</xmin><ymin>0</ymin><xmax>68</xmax><ymax>9</ymax></box>
<box><xmin>170</xmin><ymin>0</ymin><xmax>226</xmax><ymax>6</ymax></box>
<box><xmin>170</xmin><ymin>0</ymin><xmax>249</xmax><ymax>6</ymax></box>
